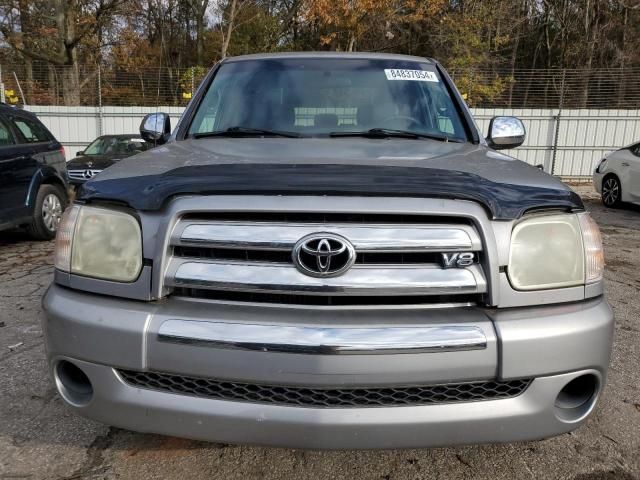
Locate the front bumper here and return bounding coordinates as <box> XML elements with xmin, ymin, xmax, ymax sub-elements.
<box><xmin>42</xmin><ymin>285</ymin><xmax>614</xmax><ymax>449</ymax></box>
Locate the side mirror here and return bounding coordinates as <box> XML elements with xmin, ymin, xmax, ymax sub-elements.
<box><xmin>486</xmin><ymin>116</ymin><xmax>526</xmax><ymax>150</ymax></box>
<box><xmin>76</xmin><ymin>150</ymin><xmax>84</xmax><ymax>156</ymax></box>
<box><xmin>140</xmin><ymin>112</ymin><xmax>171</xmax><ymax>145</ymax></box>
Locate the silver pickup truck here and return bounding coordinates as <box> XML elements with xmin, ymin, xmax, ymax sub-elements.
<box><xmin>43</xmin><ymin>52</ymin><xmax>613</xmax><ymax>449</ymax></box>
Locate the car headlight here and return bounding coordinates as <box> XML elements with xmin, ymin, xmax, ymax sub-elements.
<box><xmin>508</xmin><ymin>212</ymin><xmax>603</xmax><ymax>291</ymax></box>
<box><xmin>54</xmin><ymin>205</ymin><xmax>143</xmax><ymax>282</ymax></box>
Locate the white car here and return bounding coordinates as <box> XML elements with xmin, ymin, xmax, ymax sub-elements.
<box><xmin>593</xmin><ymin>142</ymin><xmax>640</xmax><ymax>207</ymax></box>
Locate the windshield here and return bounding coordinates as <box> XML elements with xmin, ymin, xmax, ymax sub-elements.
<box><xmin>84</xmin><ymin>136</ymin><xmax>151</xmax><ymax>156</ymax></box>
<box><xmin>188</xmin><ymin>58</ymin><xmax>467</xmax><ymax>141</ymax></box>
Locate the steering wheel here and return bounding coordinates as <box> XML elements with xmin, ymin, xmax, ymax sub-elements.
<box><xmin>380</xmin><ymin>114</ymin><xmax>421</xmax><ymax>126</ymax></box>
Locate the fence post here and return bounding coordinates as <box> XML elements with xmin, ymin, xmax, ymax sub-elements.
<box><xmin>97</xmin><ymin>65</ymin><xmax>103</xmax><ymax>136</ymax></box>
<box><xmin>0</xmin><ymin>65</ymin><xmax>4</xmax><ymax>103</ymax></box>
<box><xmin>550</xmin><ymin>69</ymin><xmax>566</xmax><ymax>175</ymax></box>
<box><xmin>13</xmin><ymin>71</ymin><xmax>26</xmax><ymax>105</ymax></box>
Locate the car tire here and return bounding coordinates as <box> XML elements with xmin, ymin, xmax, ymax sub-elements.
<box><xmin>601</xmin><ymin>175</ymin><xmax>622</xmax><ymax>208</ymax></box>
<box><xmin>27</xmin><ymin>184</ymin><xmax>67</xmax><ymax>240</ymax></box>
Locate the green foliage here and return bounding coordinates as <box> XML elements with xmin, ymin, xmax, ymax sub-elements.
<box><xmin>179</xmin><ymin>66</ymin><xmax>209</xmax><ymax>94</ymax></box>
<box><xmin>453</xmin><ymin>74</ymin><xmax>511</xmax><ymax>107</ymax></box>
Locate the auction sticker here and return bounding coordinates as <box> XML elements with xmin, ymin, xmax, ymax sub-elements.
<box><xmin>384</xmin><ymin>69</ymin><xmax>439</xmax><ymax>82</ymax></box>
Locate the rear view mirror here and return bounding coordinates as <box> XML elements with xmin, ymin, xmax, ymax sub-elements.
<box><xmin>140</xmin><ymin>112</ymin><xmax>171</xmax><ymax>145</ymax></box>
<box><xmin>486</xmin><ymin>116</ymin><xmax>526</xmax><ymax>150</ymax></box>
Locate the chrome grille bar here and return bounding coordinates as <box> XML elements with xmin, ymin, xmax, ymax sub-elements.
<box><xmin>175</xmin><ymin>222</ymin><xmax>481</xmax><ymax>252</ymax></box>
<box><xmin>166</xmin><ymin>260</ymin><xmax>487</xmax><ymax>296</ymax></box>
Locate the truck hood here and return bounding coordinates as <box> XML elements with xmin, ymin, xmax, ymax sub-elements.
<box><xmin>78</xmin><ymin>138</ymin><xmax>582</xmax><ymax>220</ymax></box>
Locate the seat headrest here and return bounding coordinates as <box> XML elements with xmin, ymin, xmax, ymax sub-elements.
<box><xmin>357</xmin><ymin>105</ymin><xmax>374</xmax><ymax>127</ymax></box>
<box><xmin>314</xmin><ymin>113</ymin><xmax>338</xmax><ymax>128</ymax></box>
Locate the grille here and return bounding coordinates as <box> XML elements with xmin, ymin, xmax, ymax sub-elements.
<box><xmin>174</xmin><ymin>245</ymin><xmax>449</xmax><ymax>266</ymax></box>
<box><xmin>173</xmin><ymin>287</ymin><xmax>479</xmax><ymax>306</ymax></box>
<box><xmin>118</xmin><ymin>370</ymin><xmax>531</xmax><ymax>408</ymax></box>
<box><xmin>180</xmin><ymin>212</ymin><xmax>474</xmax><ymax>225</ymax></box>
<box><xmin>68</xmin><ymin>169</ymin><xmax>103</xmax><ymax>181</ymax></box>
<box><xmin>164</xmin><ymin>212</ymin><xmax>488</xmax><ymax>305</ymax></box>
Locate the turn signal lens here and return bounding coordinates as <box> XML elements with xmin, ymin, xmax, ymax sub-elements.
<box><xmin>54</xmin><ymin>205</ymin><xmax>80</xmax><ymax>273</ymax></box>
<box><xmin>578</xmin><ymin>213</ymin><xmax>604</xmax><ymax>284</ymax></box>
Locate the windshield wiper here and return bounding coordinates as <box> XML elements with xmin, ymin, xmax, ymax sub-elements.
<box><xmin>330</xmin><ymin>128</ymin><xmax>452</xmax><ymax>142</ymax></box>
<box><xmin>193</xmin><ymin>126</ymin><xmax>302</xmax><ymax>139</ymax></box>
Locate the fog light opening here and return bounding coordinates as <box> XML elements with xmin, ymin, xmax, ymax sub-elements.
<box><xmin>54</xmin><ymin>360</ymin><xmax>94</xmax><ymax>407</ymax></box>
<box><xmin>554</xmin><ymin>374</ymin><xmax>599</xmax><ymax>423</ymax></box>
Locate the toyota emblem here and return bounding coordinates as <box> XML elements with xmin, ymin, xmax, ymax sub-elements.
<box><xmin>293</xmin><ymin>233</ymin><xmax>356</xmax><ymax>278</ymax></box>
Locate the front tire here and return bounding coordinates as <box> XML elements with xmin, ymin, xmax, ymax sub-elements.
<box><xmin>27</xmin><ymin>184</ymin><xmax>67</xmax><ymax>240</ymax></box>
<box><xmin>601</xmin><ymin>175</ymin><xmax>622</xmax><ymax>208</ymax></box>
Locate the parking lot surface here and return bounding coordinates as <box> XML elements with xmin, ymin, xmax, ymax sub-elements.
<box><xmin>0</xmin><ymin>186</ymin><xmax>638</xmax><ymax>480</ymax></box>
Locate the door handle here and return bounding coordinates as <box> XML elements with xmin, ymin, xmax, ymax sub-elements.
<box><xmin>621</xmin><ymin>162</ymin><xmax>630</xmax><ymax>167</ymax></box>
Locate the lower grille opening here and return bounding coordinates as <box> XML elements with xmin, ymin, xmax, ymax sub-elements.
<box><xmin>172</xmin><ymin>287</ymin><xmax>482</xmax><ymax>306</ymax></box>
<box><xmin>118</xmin><ymin>370</ymin><xmax>532</xmax><ymax>408</ymax></box>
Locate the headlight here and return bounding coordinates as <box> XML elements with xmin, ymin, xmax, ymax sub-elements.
<box><xmin>54</xmin><ymin>205</ymin><xmax>142</xmax><ymax>282</ymax></box>
<box><xmin>508</xmin><ymin>212</ymin><xmax>603</xmax><ymax>291</ymax></box>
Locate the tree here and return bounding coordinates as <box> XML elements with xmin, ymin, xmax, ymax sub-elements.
<box><xmin>302</xmin><ymin>0</ymin><xmax>443</xmax><ymax>52</ymax></box>
<box><xmin>187</xmin><ymin>0</ymin><xmax>210</xmax><ymax>65</ymax></box>
<box><xmin>1</xmin><ymin>0</ymin><xmax>639</xmax><ymax>107</ymax></box>
<box><xmin>213</xmin><ymin>0</ymin><xmax>259</xmax><ymax>59</ymax></box>
<box><xmin>0</xmin><ymin>0</ymin><xmax>124</xmax><ymax>105</ymax></box>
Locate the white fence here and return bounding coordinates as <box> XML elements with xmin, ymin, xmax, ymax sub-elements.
<box><xmin>25</xmin><ymin>106</ymin><xmax>185</xmax><ymax>159</ymax></box>
<box><xmin>26</xmin><ymin>106</ymin><xmax>640</xmax><ymax>178</ymax></box>
<box><xmin>473</xmin><ymin>108</ymin><xmax>640</xmax><ymax>178</ymax></box>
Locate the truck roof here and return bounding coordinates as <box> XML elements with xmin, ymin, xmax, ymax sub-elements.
<box><xmin>223</xmin><ymin>51</ymin><xmax>435</xmax><ymax>64</ymax></box>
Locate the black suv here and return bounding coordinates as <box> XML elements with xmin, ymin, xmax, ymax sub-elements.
<box><xmin>0</xmin><ymin>104</ymin><xmax>68</xmax><ymax>240</ymax></box>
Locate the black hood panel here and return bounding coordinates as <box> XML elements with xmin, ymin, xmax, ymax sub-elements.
<box><xmin>78</xmin><ymin>163</ymin><xmax>583</xmax><ymax>220</ymax></box>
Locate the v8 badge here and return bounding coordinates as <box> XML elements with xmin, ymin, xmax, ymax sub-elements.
<box><xmin>441</xmin><ymin>252</ymin><xmax>475</xmax><ymax>268</ymax></box>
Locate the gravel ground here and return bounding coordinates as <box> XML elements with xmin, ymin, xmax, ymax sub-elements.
<box><xmin>0</xmin><ymin>186</ymin><xmax>638</xmax><ymax>480</ymax></box>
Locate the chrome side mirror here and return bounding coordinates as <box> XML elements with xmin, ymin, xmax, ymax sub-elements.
<box><xmin>140</xmin><ymin>112</ymin><xmax>171</xmax><ymax>145</ymax></box>
<box><xmin>486</xmin><ymin>116</ymin><xmax>526</xmax><ymax>150</ymax></box>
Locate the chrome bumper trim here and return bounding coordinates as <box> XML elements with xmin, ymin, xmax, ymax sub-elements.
<box><xmin>166</xmin><ymin>260</ymin><xmax>487</xmax><ymax>296</ymax></box>
<box><xmin>157</xmin><ymin>320</ymin><xmax>488</xmax><ymax>354</ymax></box>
